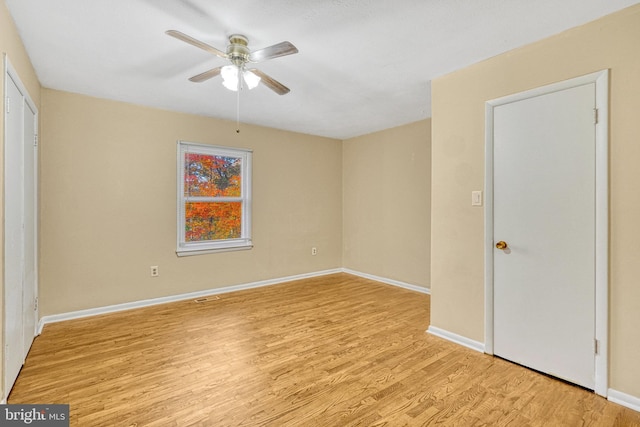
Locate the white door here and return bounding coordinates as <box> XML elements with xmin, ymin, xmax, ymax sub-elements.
<box><xmin>492</xmin><ymin>82</ymin><xmax>597</xmax><ymax>389</ymax></box>
<box><xmin>4</xmin><ymin>72</ymin><xmax>26</xmax><ymax>395</ymax></box>
<box><xmin>4</xmin><ymin>60</ymin><xmax>38</xmax><ymax>396</ymax></box>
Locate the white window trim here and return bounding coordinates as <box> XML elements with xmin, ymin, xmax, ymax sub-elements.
<box><xmin>176</xmin><ymin>141</ymin><xmax>252</xmax><ymax>257</ymax></box>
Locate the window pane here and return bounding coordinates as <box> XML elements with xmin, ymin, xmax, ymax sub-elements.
<box><xmin>185</xmin><ymin>202</ymin><xmax>242</xmax><ymax>241</ymax></box>
<box><xmin>184</xmin><ymin>153</ymin><xmax>242</xmax><ymax>197</ymax></box>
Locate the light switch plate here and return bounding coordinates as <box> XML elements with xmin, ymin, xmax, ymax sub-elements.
<box><xmin>471</xmin><ymin>191</ymin><xmax>483</xmax><ymax>206</ymax></box>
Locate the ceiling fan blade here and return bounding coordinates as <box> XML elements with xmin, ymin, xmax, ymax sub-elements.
<box><xmin>189</xmin><ymin>67</ymin><xmax>223</xmax><ymax>83</ymax></box>
<box><xmin>249</xmin><ymin>41</ymin><xmax>298</xmax><ymax>63</ymax></box>
<box><xmin>249</xmin><ymin>69</ymin><xmax>290</xmax><ymax>95</ymax></box>
<box><xmin>166</xmin><ymin>30</ymin><xmax>227</xmax><ymax>59</ymax></box>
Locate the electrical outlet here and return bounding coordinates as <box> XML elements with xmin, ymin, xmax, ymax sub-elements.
<box><xmin>150</xmin><ymin>266</ymin><xmax>159</xmax><ymax>277</ymax></box>
<box><xmin>311</xmin><ymin>247</ymin><xmax>318</xmax><ymax>256</ymax></box>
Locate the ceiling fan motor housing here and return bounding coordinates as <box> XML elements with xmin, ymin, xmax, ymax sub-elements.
<box><xmin>227</xmin><ymin>34</ymin><xmax>250</xmax><ymax>66</ymax></box>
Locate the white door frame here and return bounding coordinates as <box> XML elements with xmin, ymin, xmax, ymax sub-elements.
<box><xmin>3</xmin><ymin>54</ymin><xmax>39</xmax><ymax>397</ymax></box>
<box><xmin>484</xmin><ymin>70</ymin><xmax>609</xmax><ymax>396</ymax></box>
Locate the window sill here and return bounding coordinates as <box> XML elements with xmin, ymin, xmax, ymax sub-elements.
<box><xmin>176</xmin><ymin>243</ymin><xmax>253</xmax><ymax>257</ymax></box>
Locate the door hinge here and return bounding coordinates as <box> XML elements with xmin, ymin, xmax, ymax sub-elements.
<box><xmin>594</xmin><ymin>338</ymin><xmax>599</xmax><ymax>355</ymax></box>
<box><xmin>5</xmin><ymin>96</ymin><xmax>9</xmax><ymax>114</ymax></box>
<box><xmin>593</xmin><ymin>108</ymin><xmax>599</xmax><ymax>124</ymax></box>
<box><xmin>34</xmin><ymin>134</ymin><xmax>38</xmax><ymax>147</ymax></box>
<box><xmin>34</xmin><ymin>297</ymin><xmax>38</xmax><ymax>311</ymax></box>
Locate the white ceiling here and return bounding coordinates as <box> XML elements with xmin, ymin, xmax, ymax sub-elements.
<box><xmin>5</xmin><ymin>0</ymin><xmax>639</xmax><ymax>139</ymax></box>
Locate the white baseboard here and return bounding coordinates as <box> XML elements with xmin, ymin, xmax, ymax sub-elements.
<box><xmin>608</xmin><ymin>388</ymin><xmax>640</xmax><ymax>413</ymax></box>
<box><xmin>427</xmin><ymin>325</ymin><xmax>485</xmax><ymax>353</ymax></box>
<box><xmin>1</xmin><ymin>398</ymin><xmax>6</xmax><ymax>404</ymax></box>
<box><xmin>342</xmin><ymin>268</ymin><xmax>430</xmax><ymax>295</ymax></box>
<box><xmin>38</xmin><ymin>268</ymin><xmax>342</xmax><ymax>333</ymax></box>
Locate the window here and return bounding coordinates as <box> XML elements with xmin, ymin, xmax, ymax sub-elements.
<box><xmin>177</xmin><ymin>141</ymin><xmax>252</xmax><ymax>256</ymax></box>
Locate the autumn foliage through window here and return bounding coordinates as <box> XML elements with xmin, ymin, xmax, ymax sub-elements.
<box><xmin>184</xmin><ymin>154</ymin><xmax>242</xmax><ymax>241</ymax></box>
<box><xmin>184</xmin><ymin>154</ymin><xmax>241</xmax><ymax>198</ymax></box>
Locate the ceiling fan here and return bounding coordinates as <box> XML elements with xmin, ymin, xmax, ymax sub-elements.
<box><xmin>166</xmin><ymin>30</ymin><xmax>298</xmax><ymax>95</ymax></box>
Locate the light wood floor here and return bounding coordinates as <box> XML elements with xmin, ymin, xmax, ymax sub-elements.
<box><xmin>9</xmin><ymin>273</ymin><xmax>640</xmax><ymax>426</ymax></box>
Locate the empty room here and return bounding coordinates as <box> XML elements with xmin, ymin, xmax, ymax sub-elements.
<box><xmin>1</xmin><ymin>0</ymin><xmax>640</xmax><ymax>425</ymax></box>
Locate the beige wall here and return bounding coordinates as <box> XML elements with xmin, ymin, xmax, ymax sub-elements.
<box><xmin>431</xmin><ymin>4</ymin><xmax>640</xmax><ymax>398</ymax></box>
<box><xmin>343</xmin><ymin>120</ymin><xmax>430</xmax><ymax>288</ymax></box>
<box><xmin>39</xmin><ymin>89</ymin><xmax>343</xmax><ymax>315</ymax></box>
<box><xmin>1</xmin><ymin>0</ymin><xmax>41</xmax><ymax>402</ymax></box>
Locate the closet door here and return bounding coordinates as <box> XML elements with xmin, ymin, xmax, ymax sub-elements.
<box><xmin>4</xmin><ymin>61</ymin><xmax>38</xmax><ymax>397</ymax></box>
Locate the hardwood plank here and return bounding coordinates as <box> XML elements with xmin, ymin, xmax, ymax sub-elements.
<box><xmin>8</xmin><ymin>273</ymin><xmax>640</xmax><ymax>426</ymax></box>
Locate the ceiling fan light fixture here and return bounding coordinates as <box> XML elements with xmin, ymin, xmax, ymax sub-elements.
<box><xmin>221</xmin><ymin>65</ymin><xmax>239</xmax><ymax>91</ymax></box>
<box><xmin>243</xmin><ymin>70</ymin><xmax>261</xmax><ymax>90</ymax></box>
<box><xmin>221</xmin><ymin>65</ymin><xmax>261</xmax><ymax>92</ymax></box>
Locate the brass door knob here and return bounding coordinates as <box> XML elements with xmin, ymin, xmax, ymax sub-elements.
<box><xmin>495</xmin><ymin>241</ymin><xmax>508</xmax><ymax>250</ymax></box>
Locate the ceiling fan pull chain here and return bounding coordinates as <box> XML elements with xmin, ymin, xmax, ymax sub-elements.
<box><xmin>236</xmin><ymin>72</ymin><xmax>241</xmax><ymax>133</ymax></box>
